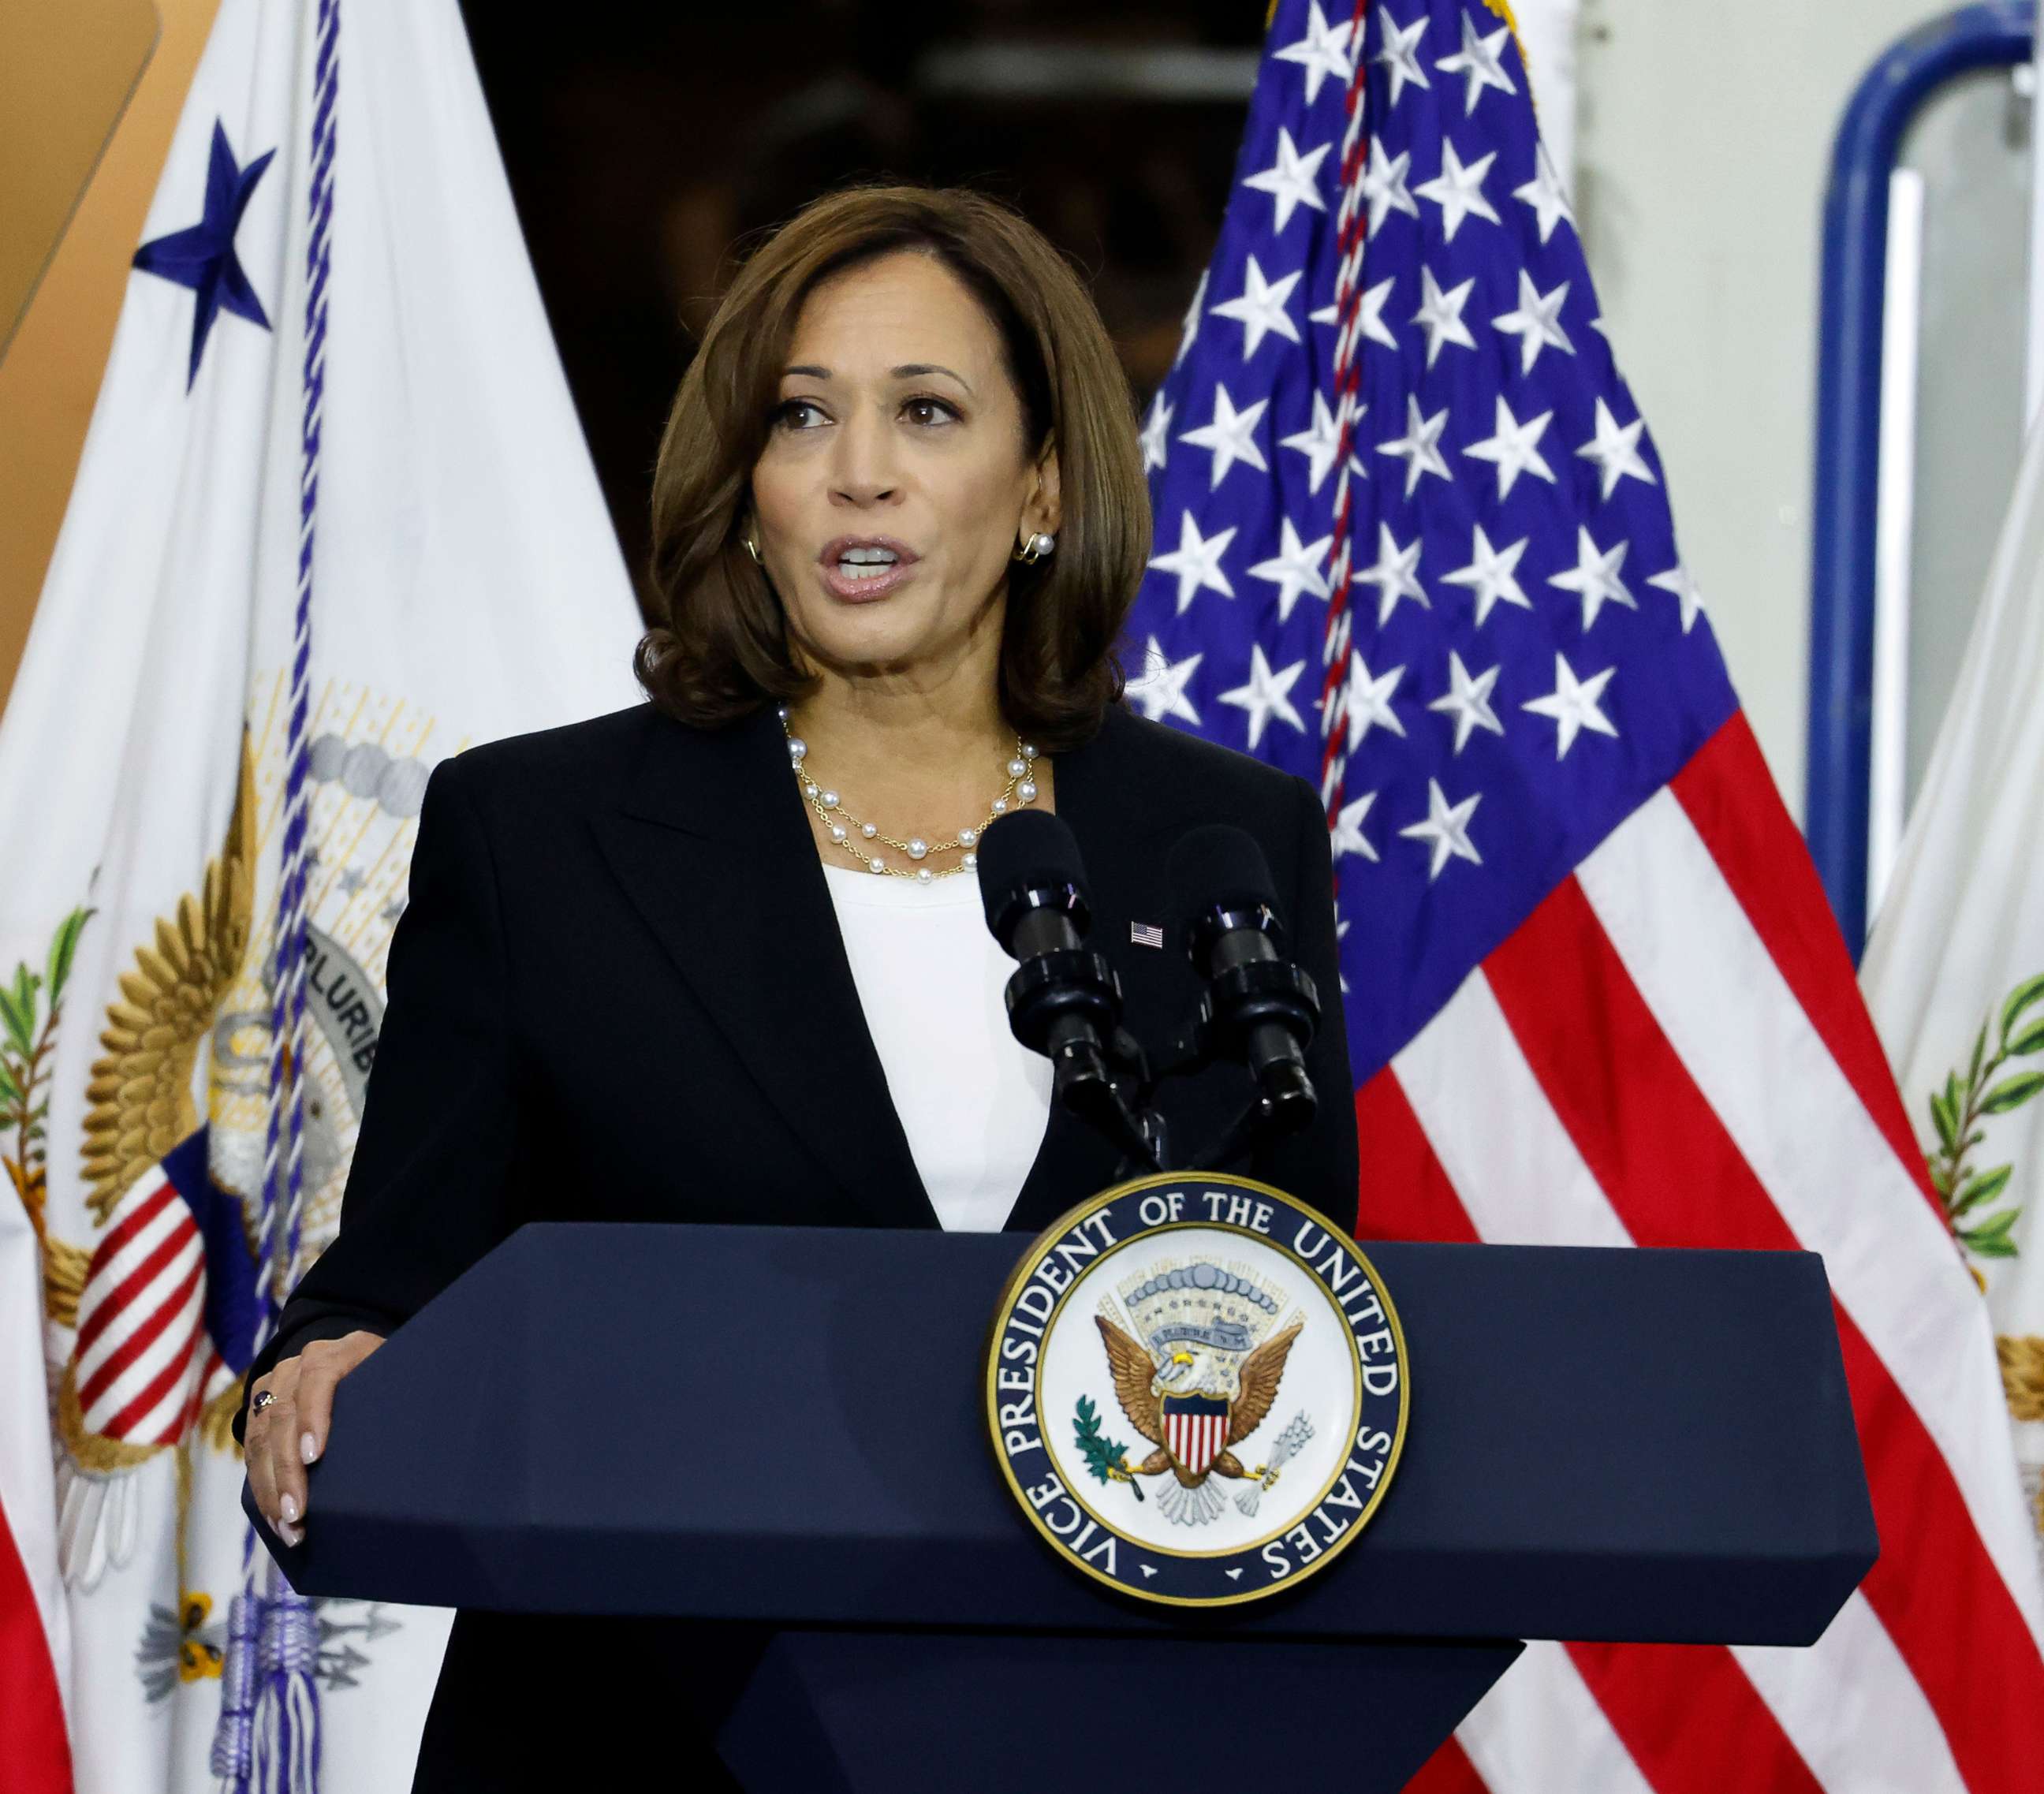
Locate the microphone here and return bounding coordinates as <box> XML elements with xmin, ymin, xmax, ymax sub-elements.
<box><xmin>1168</xmin><ymin>825</ymin><xmax>1320</xmax><ymax>1136</ymax></box>
<box><xmin>978</xmin><ymin>808</ymin><xmax>1091</xmax><ymax>962</ymax></box>
<box><xmin>977</xmin><ymin>810</ymin><xmax>1116</xmax><ymax>1057</ymax></box>
<box><xmin>977</xmin><ymin>811</ymin><xmax>1158</xmax><ymax>1169</ymax></box>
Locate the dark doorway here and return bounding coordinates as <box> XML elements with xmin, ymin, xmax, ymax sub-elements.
<box><xmin>460</xmin><ymin>2</ymin><xmax>1264</xmax><ymax>612</ymax></box>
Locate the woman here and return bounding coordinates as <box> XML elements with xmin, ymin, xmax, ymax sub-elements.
<box><xmin>236</xmin><ymin>182</ymin><xmax>1356</xmax><ymax>1786</ymax></box>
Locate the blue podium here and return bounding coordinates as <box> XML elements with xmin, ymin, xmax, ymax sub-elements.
<box><xmin>249</xmin><ymin>1221</ymin><xmax>1876</xmax><ymax>1792</ymax></box>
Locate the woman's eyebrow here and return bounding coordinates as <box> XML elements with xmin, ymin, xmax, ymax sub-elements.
<box><xmin>781</xmin><ymin>363</ymin><xmax>975</xmax><ymax>394</ymax></box>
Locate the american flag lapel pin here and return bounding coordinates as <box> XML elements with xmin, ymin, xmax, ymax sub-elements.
<box><xmin>1130</xmin><ymin>920</ymin><xmax>1165</xmax><ymax>949</ymax></box>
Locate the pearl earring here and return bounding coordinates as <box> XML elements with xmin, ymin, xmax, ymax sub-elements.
<box><xmin>1013</xmin><ymin>531</ymin><xmax>1056</xmax><ymax>565</ymax></box>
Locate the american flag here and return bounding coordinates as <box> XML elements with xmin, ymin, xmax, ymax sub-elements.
<box><xmin>1126</xmin><ymin>2</ymin><xmax>2044</xmax><ymax>1789</ymax></box>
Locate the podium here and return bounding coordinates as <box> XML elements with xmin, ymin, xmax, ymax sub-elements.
<box><xmin>251</xmin><ymin>1221</ymin><xmax>1876</xmax><ymax>1792</ymax></box>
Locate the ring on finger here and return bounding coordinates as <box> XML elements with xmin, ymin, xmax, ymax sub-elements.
<box><xmin>252</xmin><ymin>1390</ymin><xmax>277</xmax><ymax>1414</ymax></box>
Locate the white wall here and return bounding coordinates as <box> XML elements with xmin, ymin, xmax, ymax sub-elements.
<box><xmin>1572</xmin><ymin>0</ymin><xmax>1951</xmax><ymax>820</ymax></box>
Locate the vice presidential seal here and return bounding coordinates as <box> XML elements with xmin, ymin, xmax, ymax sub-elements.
<box><xmin>985</xmin><ymin>1172</ymin><xmax>1408</xmax><ymax>1606</ymax></box>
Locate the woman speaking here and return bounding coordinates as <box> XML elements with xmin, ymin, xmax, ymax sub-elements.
<box><xmin>234</xmin><ymin>182</ymin><xmax>1356</xmax><ymax>1787</ymax></box>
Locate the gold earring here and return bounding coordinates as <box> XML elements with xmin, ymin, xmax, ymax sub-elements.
<box><xmin>743</xmin><ymin>532</ymin><xmax>762</xmax><ymax>565</ymax></box>
<box><xmin>1013</xmin><ymin>530</ymin><xmax>1055</xmax><ymax>565</ymax></box>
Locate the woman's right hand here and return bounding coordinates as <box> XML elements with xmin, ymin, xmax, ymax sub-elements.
<box><xmin>243</xmin><ymin>1330</ymin><xmax>386</xmax><ymax>1544</ymax></box>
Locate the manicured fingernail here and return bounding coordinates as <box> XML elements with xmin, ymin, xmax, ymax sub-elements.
<box><xmin>300</xmin><ymin>1432</ymin><xmax>318</xmax><ymax>1464</ymax></box>
<box><xmin>279</xmin><ymin>1520</ymin><xmax>304</xmax><ymax>1546</ymax></box>
<box><xmin>279</xmin><ymin>1493</ymin><xmax>298</xmax><ymax>1524</ymax></box>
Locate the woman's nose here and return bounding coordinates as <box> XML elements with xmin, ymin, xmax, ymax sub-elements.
<box><xmin>828</xmin><ymin>408</ymin><xmax>901</xmax><ymax>505</ymax></box>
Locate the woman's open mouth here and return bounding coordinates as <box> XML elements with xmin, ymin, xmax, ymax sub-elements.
<box><xmin>819</xmin><ymin>538</ymin><xmax>919</xmax><ymax>602</ymax></box>
<box><xmin>821</xmin><ymin>560</ymin><xmax>916</xmax><ymax>602</ymax></box>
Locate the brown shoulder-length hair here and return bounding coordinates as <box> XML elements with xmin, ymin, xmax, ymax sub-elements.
<box><xmin>634</xmin><ymin>182</ymin><xmax>1151</xmax><ymax>751</ymax></box>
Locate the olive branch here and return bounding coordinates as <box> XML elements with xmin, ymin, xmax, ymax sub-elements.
<box><xmin>1927</xmin><ymin>972</ymin><xmax>2044</xmax><ymax>1263</ymax></box>
<box><xmin>1072</xmin><ymin>1395</ymin><xmax>1144</xmax><ymax>1502</ymax></box>
<box><xmin>0</xmin><ymin>906</ymin><xmax>94</xmax><ymax>1244</ymax></box>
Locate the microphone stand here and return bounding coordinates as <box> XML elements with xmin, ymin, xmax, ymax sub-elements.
<box><xmin>980</xmin><ymin>819</ymin><xmax>1313</xmax><ymax>1180</ymax></box>
<box><xmin>1000</xmin><ymin>937</ymin><xmax>1166</xmax><ymax>1176</ymax></box>
<box><xmin>1119</xmin><ymin>967</ymin><xmax>1322</xmax><ymax>1173</ymax></box>
<box><xmin>1061</xmin><ymin>1024</ymin><xmax>1167</xmax><ymax>1179</ymax></box>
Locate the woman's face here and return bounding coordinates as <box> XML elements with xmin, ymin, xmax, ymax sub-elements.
<box><xmin>749</xmin><ymin>249</ymin><xmax>1059</xmax><ymax>687</ymax></box>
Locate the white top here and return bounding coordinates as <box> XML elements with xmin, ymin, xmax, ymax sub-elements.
<box><xmin>821</xmin><ymin>862</ymin><xmax>1054</xmax><ymax>1232</ymax></box>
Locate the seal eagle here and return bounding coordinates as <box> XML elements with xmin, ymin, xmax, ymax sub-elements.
<box><xmin>1094</xmin><ymin>1309</ymin><xmax>1303</xmax><ymax>1490</ymax></box>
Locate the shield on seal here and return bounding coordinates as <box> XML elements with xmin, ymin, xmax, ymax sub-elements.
<box><xmin>1160</xmin><ymin>1393</ymin><xmax>1230</xmax><ymax>1479</ymax></box>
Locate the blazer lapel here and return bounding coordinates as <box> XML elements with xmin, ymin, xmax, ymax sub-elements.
<box><xmin>591</xmin><ymin>706</ymin><xmax>938</xmax><ymax>1233</ymax></box>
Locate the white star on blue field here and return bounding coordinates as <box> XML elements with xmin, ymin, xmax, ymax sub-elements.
<box><xmin>1127</xmin><ymin>0</ymin><xmax>1735</xmax><ymax>1080</ymax></box>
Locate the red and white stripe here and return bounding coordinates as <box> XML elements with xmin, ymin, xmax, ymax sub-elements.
<box><xmin>1166</xmin><ymin>1408</ymin><xmax>1228</xmax><ymax>1477</ymax></box>
<box><xmin>72</xmin><ymin>1173</ymin><xmax>211</xmax><ymax>1447</ymax></box>
<box><xmin>2</xmin><ymin>1195</ymin><xmax>74</xmax><ymax>1792</ymax></box>
<box><xmin>1356</xmin><ymin>714</ymin><xmax>2044</xmax><ymax>1793</ymax></box>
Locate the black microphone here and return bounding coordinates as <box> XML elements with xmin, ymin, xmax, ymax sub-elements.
<box><xmin>977</xmin><ymin>810</ymin><xmax>1115</xmax><ymax>1056</ymax></box>
<box><xmin>978</xmin><ymin>811</ymin><xmax>1158</xmax><ymax>1169</ymax></box>
<box><xmin>1168</xmin><ymin>825</ymin><xmax>1320</xmax><ymax>1135</ymax></box>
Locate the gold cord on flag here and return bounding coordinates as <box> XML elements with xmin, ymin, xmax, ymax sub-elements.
<box><xmin>1483</xmin><ymin>1</ymin><xmax>1534</xmax><ymax>110</ymax></box>
<box><xmin>1483</xmin><ymin>0</ymin><xmax>1524</xmax><ymax>39</ymax></box>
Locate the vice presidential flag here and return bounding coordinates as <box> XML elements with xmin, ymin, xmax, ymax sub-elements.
<box><xmin>0</xmin><ymin>0</ymin><xmax>638</xmax><ymax>1787</ymax></box>
<box><xmin>1863</xmin><ymin>417</ymin><xmax>2044</xmax><ymax>1577</ymax></box>
<box><xmin>1127</xmin><ymin>2</ymin><xmax>2044</xmax><ymax>1788</ymax></box>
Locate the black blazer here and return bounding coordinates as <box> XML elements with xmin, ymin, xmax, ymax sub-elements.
<box><xmin>234</xmin><ymin>696</ymin><xmax>1357</xmax><ymax>1789</ymax></box>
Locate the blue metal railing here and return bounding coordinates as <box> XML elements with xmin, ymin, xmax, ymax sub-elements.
<box><xmin>1807</xmin><ymin>1</ymin><xmax>2033</xmax><ymax>957</ymax></box>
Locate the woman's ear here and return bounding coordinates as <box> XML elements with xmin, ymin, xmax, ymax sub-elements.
<box><xmin>1028</xmin><ymin>442</ymin><xmax>1062</xmax><ymax>539</ymax></box>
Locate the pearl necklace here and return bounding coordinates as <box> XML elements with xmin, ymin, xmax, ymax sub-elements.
<box><xmin>778</xmin><ymin>705</ymin><xmax>1039</xmax><ymax>882</ymax></box>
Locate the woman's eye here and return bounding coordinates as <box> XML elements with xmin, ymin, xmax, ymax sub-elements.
<box><xmin>774</xmin><ymin>396</ymin><xmax>958</xmax><ymax>430</ymax></box>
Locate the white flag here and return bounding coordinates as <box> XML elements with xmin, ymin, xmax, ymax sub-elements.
<box><xmin>1862</xmin><ymin>418</ymin><xmax>2044</xmax><ymax>1574</ymax></box>
<box><xmin>0</xmin><ymin>0</ymin><xmax>639</xmax><ymax>1787</ymax></box>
